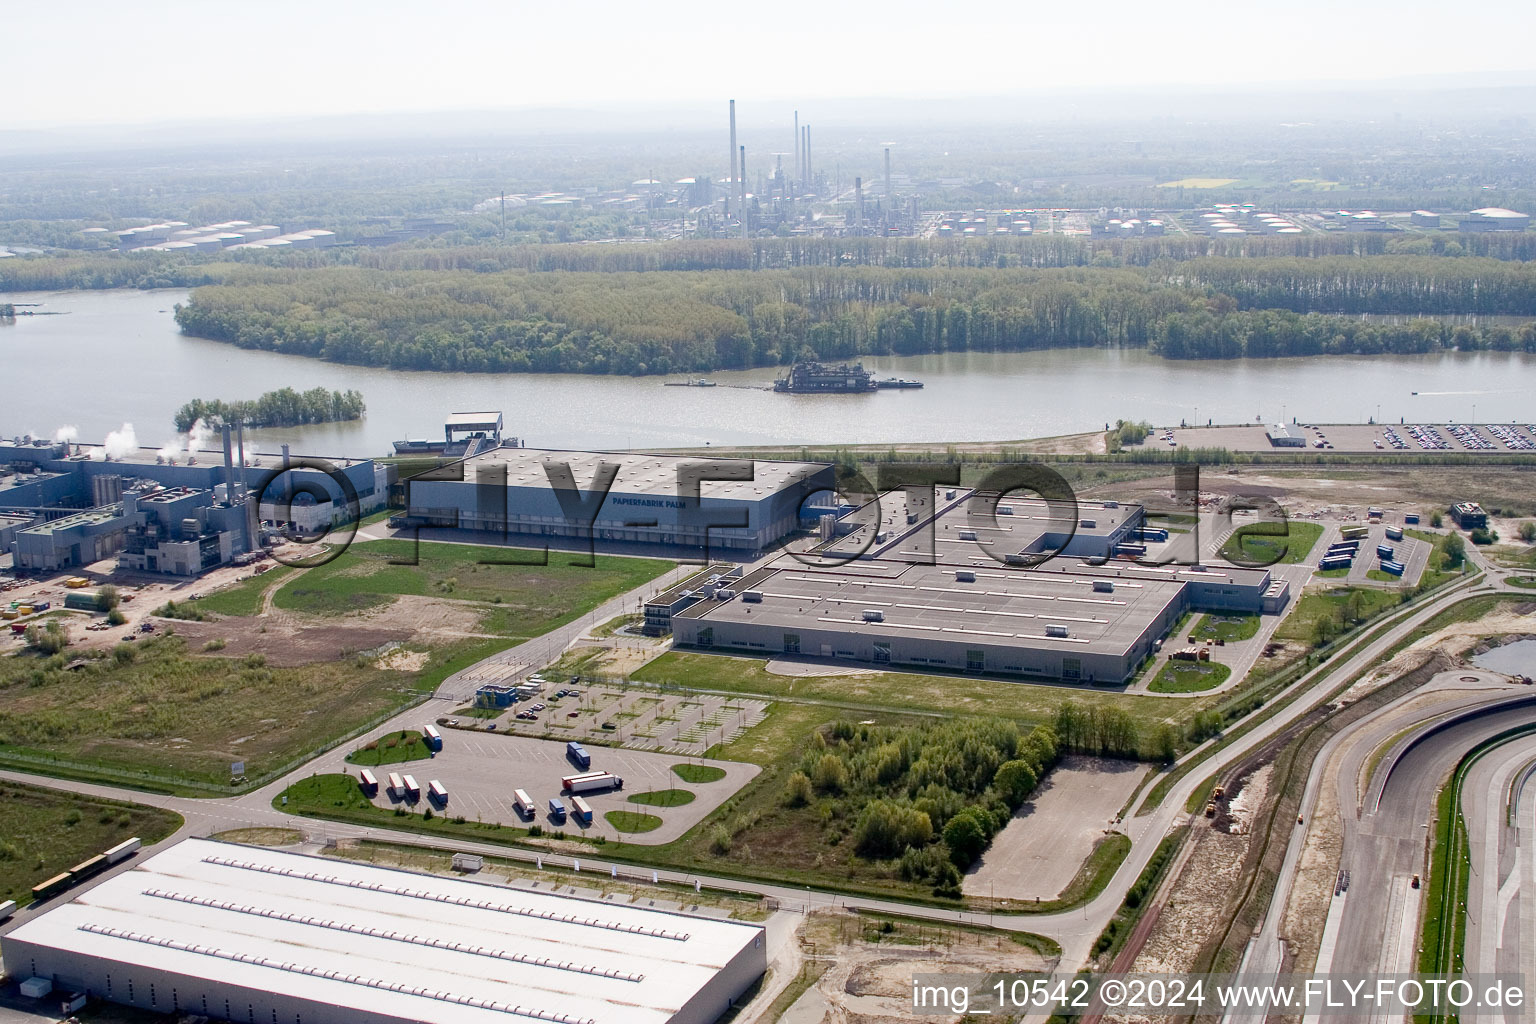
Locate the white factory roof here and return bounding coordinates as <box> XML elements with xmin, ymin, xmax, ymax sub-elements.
<box><xmin>445</xmin><ymin>410</ymin><xmax>505</xmax><ymax>429</ymax></box>
<box><xmin>460</xmin><ymin>447</ymin><xmax>827</xmax><ymax>501</ymax></box>
<box><xmin>1469</xmin><ymin>207</ymin><xmax>1527</xmax><ymax>218</ymax></box>
<box><xmin>6</xmin><ymin>838</ymin><xmax>763</xmax><ymax>1024</ymax></box>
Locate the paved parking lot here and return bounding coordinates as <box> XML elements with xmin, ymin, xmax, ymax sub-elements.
<box><xmin>324</xmin><ymin>724</ymin><xmax>757</xmax><ymax>845</ymax></box>
<box><xmin>1167</xmin><ymin>422</ymin><xmax>1536</xmax><ymax>455</ymax></box>
<box><xmin>464</xmin><ymin>685</ymin><xmax>768</xmax><ymax>757</ymax></box>
<box><xmin>1311</xmin><ymin>520</ymin><xmax>1429</xmax><ymax>588</ymax></box>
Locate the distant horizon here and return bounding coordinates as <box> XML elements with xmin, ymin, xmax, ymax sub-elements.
<box><xmin>7</xmin><ymin>0</ymin><xmax>1536</xmax><ymax>131</ymax></box>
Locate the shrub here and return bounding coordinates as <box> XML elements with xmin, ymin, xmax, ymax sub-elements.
<box><xmin>96</xmin><ymin>585</ymin><xmax>120</xmax><ymax>612</ymax></box>
<box><xmin>106</xmin><ymin>607</ymin><xmax>127</xmax><ymax>626</ymax></box>
<box><xmin>1520</xmin><ymin>521</ymin><xmax>1536</xmax><ymax>544</ymax></box>
<box><xmin>202</xmin><ymin>638</ymin><xmax>227</xmax><ymax>651</ymax></box>
<box><xmin>783</xmin><ymin>770</ymin><xmax>813</xmax><ymax>807</ymax></box>
<box><xmin>1469</xmin><ymin>527</ymin><xmax>1498</xmax><ymax>546</ymax></box>
<box><xmin>709</xmin><ymin>824</ymin><xmax>732</xmax><ymax>855</ymax></box>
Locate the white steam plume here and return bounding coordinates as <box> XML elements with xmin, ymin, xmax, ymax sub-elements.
<box><xmin>103</xmin><ymin>423</ymin><xmax>138</xmax><ymax>460</ymax></box>
<box><xmin>186</xmin><ymin>417</ymin><xmax>213</xmax><ymax>453</ymax></box>
<box><xmin>54</xmin><ymin>425</ymin><xmax>79</xmax><ymax>443</ymax></box>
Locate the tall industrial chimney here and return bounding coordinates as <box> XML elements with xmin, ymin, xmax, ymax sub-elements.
<box><xmin>805</xmin><ymin>126</ymin><xmax>812</xmax><ymax>186</ymax></box>
<box><xmin>794</xmin><ymin>110</ymin><xmax>800</xmax><ymax>184</ymax></box>
<box><xmin>221</xmin><ymin>423</ymin><xmax>235</xmax><ymax>502</ymax></box>
<box><xmin>727</xmin><ymin>100</ymin><xmax>737</xmax><ymax>217</ymax></box>
<box><xmin>739</xmin><ymin>145</ymin><xmax>748</xmax><ymax>239</ymax></box>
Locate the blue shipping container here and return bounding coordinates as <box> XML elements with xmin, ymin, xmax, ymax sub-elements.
<box><xmin>567</xmin><ymin>742</ymin><xmax>591</xmax><ymax>770</ymax></box>
<box><xmin>548</xmin><ymin>798</ymin><xmax>567</xmax><ymax>822</ymax></box>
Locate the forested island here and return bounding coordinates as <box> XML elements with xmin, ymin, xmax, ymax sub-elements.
<box><xmin>166</xmin><ymin>253</ymin><xmax>1536</xmax><ymax>375</ymax></box>
<box><xmin>173</xmin><ymin>387</ymin><xmax>365</xmax><ymax>431</ymax></box>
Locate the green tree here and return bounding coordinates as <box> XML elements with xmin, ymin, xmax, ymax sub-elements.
<box><xmin>942</xmin><ymin>807</ymin><xmax>991</xmax><ymax>867</ymax></box>
<box><xmin>95</xmin><ymin>585</ymin><xmax>120</xmax><ymax>612</ymax></box>
<box><xmin>993</xmin><ymin>760</ymin><xmax>1040</xmax><ymax>807</ymax></box>
<box><xmin>1443</xmin><ymin>531</ymin><xmax>1466</xmax><ymax>565</ymax></box>
<box><xmin>1519</xmin><ymin>521</ymin><xmax>1536</xmax><ymax>544</ymax></box>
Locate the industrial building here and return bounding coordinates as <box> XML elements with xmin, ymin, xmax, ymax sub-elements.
<box><xmin>1265</xmin><ymin>424</ymin><xmax>1307</xmax><ymax>447</ymax></box>
<box><xmin>1450</xmin><ymin>501</ymin><xmax>1488</xmax><ymax>529</ymax></box>
<box><xmin>651</xmin><ymin>485</ymin><xmax>1287</xmax><ymax>685</ymax></box>
<box><xmin>668</xmin><ymin>555</ymin><xmax>1283</xmax><ymax>685</ymax></box>
<box><xmin>398</xmin><ymin>448</ymin><xmax>833</xmax><ymax>553</ymax></box>
<box><xmin>1458</xmin><ymin>207</ymin><xmax>1530</xmax><ymax>232</ymax></box>
<box><xmin>1</xmin><ymin>432</ymin><xmax>390</xmax><ymax>574</ymax></box>
<box><xmin>2</xmin><ymin>838</ymin><xmax>766</xmax><ymax>1024</ymax></box>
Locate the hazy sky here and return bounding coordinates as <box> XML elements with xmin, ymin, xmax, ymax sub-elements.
<box><xmin>8</xmin><ymin>0</ymin><xmax>1536</xmax><ymax>129</ymax></box>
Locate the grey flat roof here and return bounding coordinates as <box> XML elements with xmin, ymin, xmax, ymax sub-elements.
<box><xmin>680</xmin><ymin>557</ymin><xmax>1204</xmax><ymax>656</ymax></box>
<box><xmin>459</xmin><ymin>448</ymin><xmax>828</xmax><ymax>502</ymax></box>
<box><xmin>5</xmin><ymin>838</ymin><xmax>762</xmax><ymax>1024</ymax></box>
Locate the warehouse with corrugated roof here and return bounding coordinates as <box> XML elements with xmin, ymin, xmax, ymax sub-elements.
<box><xmin>2</xmin><ymin>838</ymin><xmax>766</xmax><ymax>1024</ymax></box>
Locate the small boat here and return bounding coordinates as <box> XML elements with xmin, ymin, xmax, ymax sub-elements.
<box><xmin>875</xmin><ymin>377</ymin><xmax>924</xmax><ymax>389</ymax></box>
<box><xmin>664</xmin><ymin>378</ymin><xmax>718</xmax><ymax>387</ymax></box>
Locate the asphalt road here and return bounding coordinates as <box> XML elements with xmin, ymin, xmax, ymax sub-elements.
<box><xmin>0</xmin><ymin>532</ymin><xmax>1519</xmax><ymax>1011</ymax></box>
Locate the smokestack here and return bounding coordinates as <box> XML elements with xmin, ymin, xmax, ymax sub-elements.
<box><xmin>235</xmin><ymin>420</ymin><xmax>254</xmax><ymax>552</ymax></box>
<box><xmin>727</xmin><ymin>99</ymin><xmax>737</xmax><ymax>217</ymax></box>
<box><xmin>794</xmin><ymin>110</ymin><xmax>800</xmax><ymax>184</ymax></box>
<box><xmin>855</xmin><ymin>177</ymin><xmax>864</xmax><ymax>234</ymax></box>
<box><xmin>739</xmin><ymin>144</ymin><xmax>748</xmax><ymax>239</ymax></box>
<box><xmin>221</xmin><ymin>423</ymin><xmax>235</xmax><ymax>502</ymax></box>
<box><xmin>805</xmin><ymin>126</ymin><xmax>812</xmax><ymax>186</ymax></box>
<box><xmin>885</xmin><ymin>147</ymin><xmax>892</xmax><ymax>198</ymax></box>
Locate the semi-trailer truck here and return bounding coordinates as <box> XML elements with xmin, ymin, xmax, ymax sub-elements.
<box><xmin>548</xmin><ymin>798</ymin><xmax>567</xmax><ymax>823</ymax></box>
<box><xmin>561</xmin><ymin>770</ymin><xmax>623</xmax><ymax>793</ymax></box>
<box><xmin>570</xmin><ymin>796</ymin><xmax>593</xmax><ymax>825</ymax></box>
<box><xmin>513</xmin><ymin>789</ymin><xmax>536</xmax><ymax>819</ymax></box>
<box><xmin>422</xmin><ymin>724</ymin><xmax>443</xmax><ymax>751</ymax></box>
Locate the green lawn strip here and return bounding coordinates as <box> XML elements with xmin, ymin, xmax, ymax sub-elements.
<box><xmin>1149</xmin><ymin>660</ymin><xmax>1231</xmax><ymax>694</ymax></box>
<box><xmin>1505</xmin><ymin>576</ymin><xmax>1536</xmax><ymax>589</ymax></box>
<box><xmin>346</xmin><ymin>731</ymin><xmax>433</xmax><ymax>766</ymax></box>
<box><xmin>1090</xmin><ymin>831</ymin><xmax>1183</xmax><ymax>962</ymax></box>
<box><xmin>271</xmin><ymin>539</ymin><xmax>672</xmax><ymax>634</ymax></box>
<box><xmin>1314</xmin><ymin>567</ymin><xmax>1351</xmax><ymax>579</ymax></box>
<box><xmin>1366</xmin><ymin>569</ymin><xmax>1403</xmax><ymax>583</ymax></box>
<box><xmin>1219</xmin><ymin>520</ymin><xmax>1323</xmax><ymax>566</ymax></box>
<box><xmin>606</xmin><ymin>810</ymin><xmax>664</xmax><ymax>833</ymax></box>
<box><xmin>1187</xmin><ymin>614</ymin><xmax>1261</xmax><ymax>643</ymax></box>
<box><xmin>673</xmin><ymin>763</ymin><xmax>728</xmax><ymax>783</ymax></box>
<box><xmin>627</xmin><ymin>789</ymin><xmax>695</xmax><ymax>807</ymax></box>
<box><xmin>0</xmin><ymin>781</ymin><xmax>182</xmax><ymax>908</ymax></box>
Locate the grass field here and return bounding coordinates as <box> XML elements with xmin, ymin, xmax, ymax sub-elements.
<box><xmin>346</xmin><ymin>730</ymin><xmax>433</xmax><ymax>766</ymax></box>
<box><xmin>1149</xmin><ymin>660</ymin><xmax>1232</xmax><ymax>693</ymax></box>
<box><xmin>1158</xmin><ymin>178</ymin><xmax>1238</xmax><ymax>188</ymax></box>
<box><xmin>633</xmin><ymin>651</ymin><xmax>1203</xmax><ymax>745</ymax></box>
<box><xmin>188</xmin><ymin>566</ymin><xmax>294</xmax><ymax>616</ymax></box>
<box><xmin>1188</xmin><ymin>614</ymin><xmax>1260</xmax><ymax>643</ymax></box>
<box><xmin>673</xmin><ymin>763</ymin><xmax>727</xmax><ymax>783</ymax></box>
<box><xmin>0</xmin><ymin>781</ymin><xmax>181</xmax><ymax>907</ymax></box>
<box><xmin>0</xmin><ymin>633</ymin><xmax>467</xmax><ymax>788</ymax></box>
<box><xmin>272</xmin><ymin>539</ymin><xmax>672</xmax><ymax>634</ymax></box>
<box><xmin>628</xmin><ymin>788</ymin><xmax>695</xmax><ymax>807</ymax></box>
<box><xmin>1508</xmin><ymin>577</ymin><xmax>1536</xmax><ymax>589</ymax></box>
<box><xmin>605</xmin><ymin>810</ymin><xmax>664</xmax><ymax>833</ymax></box>
<box><xmin>1219</xmin><ymin>521</ymin><xmax>1323</xmax><ymax>566</ymax></box>
<box><xmin>1274</xmin><ymin>586</ymin><xmax>1404</xmax><ymax>646</ymax></box>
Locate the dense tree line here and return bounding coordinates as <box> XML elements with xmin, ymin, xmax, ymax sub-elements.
<box><xmin>167</xmin><ymin>259</ymin><xmax>1536</xmax><ymax>375</ymax></box>
<box><xmin>173</xmin><ymin>387</ymin><xmax>365</xmax><ymax>431</ymax></box>
<box><xmin>782</xmin><ymin>717</ymin><xmax>1059</xmax><ymax>895</ymax></box>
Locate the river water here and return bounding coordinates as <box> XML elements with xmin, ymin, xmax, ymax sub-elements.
<box><xmin>6</xmin><ymin>288</ymin><xmax>1536</xmax><ymax>457</ymax></box>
